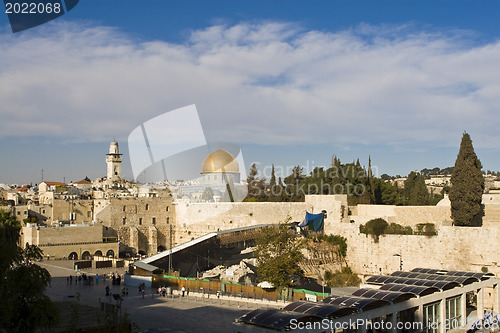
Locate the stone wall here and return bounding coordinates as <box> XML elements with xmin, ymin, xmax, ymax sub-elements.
<box><xmin>22</xmin><ymin>224</ymin><xmax>104</xmax><ymax>245</ymax></box>
<box><xmin>173</xmin><ymin>195</ymin><xmax>347</xmax><ymax>243</ymax></box>
<box><xmin>95</xmin><ymin>197</ymin><xmax>175</xmax><ymax>255</ymax></box>
<box><xmin>328</xmin><ymin>223</ymin><xmax>500</xmax><ymax>277</ymax></box>
<box><xmin>52</xmin><ymin>199</ymin><xmax>93</xmax><ymax>223</ymax></box>
<box><xmin>353</xmin><ymin>204</ymin><xmax>452</xmax><ymax>226</ymax></box>
<box><xmin>20</xmin><ymin>224</ymin><xmax>118</xmax><ymax>260</ymax></box>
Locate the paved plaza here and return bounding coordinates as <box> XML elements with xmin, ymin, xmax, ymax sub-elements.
<box><xmin>39</xmin><ymin>260</ymin><xmax>283</xmax><ymax>332</ymax></box>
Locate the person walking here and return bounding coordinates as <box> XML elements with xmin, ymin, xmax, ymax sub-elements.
<box><xmin>181</xmin><ymin>286</ymin><xmax>186</xmax><ymax>297</ymax></box>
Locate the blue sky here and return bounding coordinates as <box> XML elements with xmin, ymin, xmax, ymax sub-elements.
<box><xmin>1</xmin><ymin>1</ymin><xmax>499</xmax><ymax>184</ymax></box>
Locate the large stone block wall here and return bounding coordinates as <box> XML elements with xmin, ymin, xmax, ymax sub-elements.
<box><xmin>173</xmin><ymin>195</ymin><xmax>347</xmax><ymax>243</ymax></box>
<box><xmin>329</xmin><ymin>223</ymin><xmax>500</xmax><ymax>277</ymax></box>
<box><xmin>484</xmin><ymin>204</ymin><xmax>500</xmax><ymax>226</ymax></box>
<box><xmin>23</xmin><ymin>224</ymin><xmax>104</xmax><ymax>245</ymax></box>
<box><xmin>52</xmin><ymin>199</ymin><xmax>93</xmax><ymax>223</ymax></box>
<box><xmin>353</xmin><ymin>204</ymin><xmax>452</xmax><ymax>226</ymax></box>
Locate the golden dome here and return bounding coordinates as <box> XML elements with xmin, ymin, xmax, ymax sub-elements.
<box><xmin>201</xmin><ymin>149</ymin><xmax>240</xmax><ymax>174</ymax></box>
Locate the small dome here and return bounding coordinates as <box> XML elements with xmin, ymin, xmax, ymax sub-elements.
<box><xmin>201</xmin><ymin>149</ymin><xmax>239</xmax><ymax>174</ymax></box>
<box><xmin>109</xmin><ymin>140</ymin><xmax>119</xmax><ymax>154</ymax></box>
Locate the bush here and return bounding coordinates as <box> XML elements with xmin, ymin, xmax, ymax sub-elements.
<box><xmin>385</xmin><ymin>223</ymin><xmax>413</xmax><ymax>235</ymax></box>
<box><xmin>360</xmin><ymin>218</ymin><xmax>389</xmax><ymax>242</ymax></box>
<box><xmin>324</xmin><ymin>266</ymin><xmax>361</xmax><ymax>288</ymax></box>
<box><xmin>415</xmin><ymin>223</ymin><xmax>437</xmax><ymax>236</ymax></box>
<box><xmin>318</xmin><ymin>234</ymin><xmax>348</xmax><ymax>258</ymax></box>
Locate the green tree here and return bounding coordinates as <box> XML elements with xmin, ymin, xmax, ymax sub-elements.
<box><xmin>0</xmin><ymin>211</ymin><xmax>59</xmax><ymax>332</ymax></box>
<box><xmin>268</xmin><ymin>165</ymin><xmax>282</xmax><ymax>202</ymax></box>
<box><xmin>404</xmin><ymin>171</ymin><xmax>430</xmax><ymax>205</ymax></box>
<box><xmin>330</xmin><ymin>156</ymin><xmax>345</xmax><ymax>195</ymax></box>
<box><xmin>255</xmin><ymin>224</ymin><xmax>304</xmax><ymax>289</ymax></box>
<box><xmin>244</xmin><ymin>163</ymin><xmax>266</xmax><ymax>201</ymax></box>
<box><xmin>450</xmin><ymin>132</ymin><xmax>485</xmax><ymax>226</ymax></box>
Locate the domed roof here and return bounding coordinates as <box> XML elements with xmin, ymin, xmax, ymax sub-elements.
<box><xmin>201</xmin><ymin>149</ymin><xmax>239</xmax><ymax>174</ymax></box>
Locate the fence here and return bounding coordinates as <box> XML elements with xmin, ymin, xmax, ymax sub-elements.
<box><xmin>95</xmin><ymin>260</ymin><xmax>112</xmax><ymax>269</ymax></box>
<box><xmin>74</xmin><ymin>260</ymin><xmax>91</xmax><ymax>270</ymax></box>
<box><xmin>151</xmin><ymin>275</ymin><xmax>329</xmax><ymax>302</ymax></box>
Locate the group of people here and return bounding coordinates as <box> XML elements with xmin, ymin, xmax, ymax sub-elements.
<box><xmin>67</xmin><ymin>273</ymin><xmax>98</xmax><ymax>286</ymax></box>
<box><xmin>111</xmin><ymin>273</ymin><xmax>121</xmax><ymax>285</ymax></box>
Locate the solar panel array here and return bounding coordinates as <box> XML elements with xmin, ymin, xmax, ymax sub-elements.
<box><xmin>238</xmin><ymin>308</ymin><xmax>322</xmax><ymax>330</ymax></box>
<box><xmin>411</xmin><ymin>268</ymin><xmax>495</xmax><ymax>280</ymax></box>
<box><xmin>284</xmin><ymin>301</ymin><xmax>357</xmax><ymax>319</ymax></box>
<box><xmin>379</xmin><ymin>283</ymin><xmax>440</xmax><ymax>297</ymax></box>
<box><xmin>366</xmin><ymin>275</ymin><xmax>460</xmax><ymax>290</ymax></box>
<box><xmin>322</xmin><ymin>295</ymin><xmax>390</xmax><ymax>311</ymax></box>
<box><xmin>352</xmin><ymin>288</ymin><xmax>415</xmax><ymax>303</ymax></box>
<box><xmin>391</xmin><ymin>271</ymin><xmax>479</xmax><ymax>285</ymax></box>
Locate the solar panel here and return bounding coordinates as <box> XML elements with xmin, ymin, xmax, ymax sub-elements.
<box><xmin>379</xmin><ymin>283</ymin><xmax>439</xmax><ymax>297</ymax></box>
<box><xmin>322</xmin><ymin>295</ymin><xmax>388</xmax><ymax>311</ymax></box>
<box><xmin>353</xmin><ymin>288</ymin><xmax>415</xmax><ymax>303</ymax></box>
<box><xmin>366</xmin><ymin>275</ymin><xmax>459</xmax><ymax>290</ymax></box>
<box><xmin>392</xmin><ymin>271</ymin><xmax>479</xmax><ymax>284</ymax></box>
<box><xmin>284</xmin><ymin>301</ymin><xmax>357</xmax><ymax>319</ymax></box>
<box><xmin>238</xmin><ymin>308</ymin><xmax>322</xmax><ymax>330</ymax></box>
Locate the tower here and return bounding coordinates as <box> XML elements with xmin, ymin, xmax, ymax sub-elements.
<box><xmin>106</xmin><ymin>140</ymin><xmax>123</xmax><ymax>181</ymax></box>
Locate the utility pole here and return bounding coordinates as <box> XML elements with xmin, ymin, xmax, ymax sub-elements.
<box><xmin>168</xmin><ymin>224</ymin><xmax>173</xmax><ymax>274</ymax></box>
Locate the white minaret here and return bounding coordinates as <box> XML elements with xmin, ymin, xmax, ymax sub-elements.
<box><xmin>106</xmin><ymin>140</ymin><xmax>122</xmax><ymax>181</ymax></box>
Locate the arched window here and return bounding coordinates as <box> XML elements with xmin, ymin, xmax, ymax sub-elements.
<box><xmin>145</xmin><ymin>204</ymin><xmax>149</xmax><ymax>210</ymax></box>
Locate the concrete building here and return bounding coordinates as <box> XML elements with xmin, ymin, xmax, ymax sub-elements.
<box><xmin>233</xmin><ymin>268</ymin><xmax>500</xmax><ymax>333</ymax></box>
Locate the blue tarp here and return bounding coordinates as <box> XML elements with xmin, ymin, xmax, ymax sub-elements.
<box><xmin>299</xmin><ymin>212</ymin><xmax>324</xmax><ymax>231</ymax></box>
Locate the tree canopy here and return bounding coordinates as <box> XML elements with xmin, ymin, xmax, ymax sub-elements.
<box><xmin>450</xmin><ymin>132</ymin><xmax>484</xmax><ymax>226</ymax></box>
<box><xmin>0</xmin><ymin>210</ymin><xmax>59</xmax><ymax>332</ymax></box>
<box><xmin>254</xmin><ymin>224</ymin><xmax>304</xmax><ymax>289</ymax></box>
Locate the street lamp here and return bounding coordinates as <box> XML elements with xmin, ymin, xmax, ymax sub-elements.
<box><xmin>393</xmin><ymin>253</ymin><xmax>403</xmax><ymax>271</ymax></box>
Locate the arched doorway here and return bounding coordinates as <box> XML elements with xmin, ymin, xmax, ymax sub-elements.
<box><xmin>138</xmin><ymin>250</ymin><xmax>147</xmax><ymax>256</ymax></box>
<box><xmin>106</xmin><ymin>249</ymin><xmax>114</xmax><ymax>258</ymax></box>
<box><xmin>81</xmin><ymin>251</ymin><xmax>91</xmax><ymax>260</ymax></box>
<box><xmin>157</xmin><ymin>245</ymin><xmax>166</xmax><ymax>252</ymax></box>
<box><xmin>68</xmin><ymin>252</ymin><xmax>78</xmax><ymax>260</ymax></box>
<box><xmin>94</xmin><ymin>250</ymin><xmax>103</xmax><ymax>256</ymax></box>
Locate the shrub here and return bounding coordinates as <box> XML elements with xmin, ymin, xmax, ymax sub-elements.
<box><xmin>415</xmin><ymin>223</ymin><xmax>437</xmax><ymax>236</ymax></box>
<box><xmin>319</xmin><ymin>234</ymin><xmax>348</xmax><ymax>258</ymax></box>
<box><xmin>360</xmin><ymin>218</ymin><xmax>389</xmax><ymax>242</ymax></box>
<box><xmin>385</xmin><ymin>223</ymin><xmax>413</xmax><ymax>235</ymax></box>
<box><xmin>324</xmin><ymin>266</ymin><xmax>361</xmax><ymax>288</ymax></box>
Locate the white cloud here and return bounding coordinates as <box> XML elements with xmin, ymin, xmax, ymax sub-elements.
<box><xmin>0</xmin><ymin>21</ymin><xmax>498</xmax><ymax>150</ymax></box>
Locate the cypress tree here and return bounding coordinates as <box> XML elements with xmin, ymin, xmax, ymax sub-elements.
<box><xmin>450</xmin><ymin>132</ymin><xmax>484</xmax><ymax>226</ymax></box>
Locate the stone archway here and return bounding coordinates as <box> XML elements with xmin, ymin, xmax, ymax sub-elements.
<box><xmin>68</xmin><ymin>252</ymin><xmax>78</xmax><ymax>260</ymax></box>
<box><xmin>138</xmin><ymin>250</ymin><xmax>147</xmax><ymax>256</ymax></box>
<box><xmin>157</xmin><ymin>245</ymin><xmax>166</xmax><ymax>252</ymax></box>
<box><xmin>94</xmin><ymin>250</ymin><xmax>103</xmax><ymax>256</ymax></box>
<box><xmin>81</xmin><ymin>251</ymin><xmax>91</xmax><ymax>260</ymax></box>
<box><xmin>106</xmin><ymin>249</ymin><xmax>115</xmax><ymax>258</ymax></box>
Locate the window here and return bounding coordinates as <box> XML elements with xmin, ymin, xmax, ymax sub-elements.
<box><xmin>166</xmin><ymin>217</ymin><xmax>170</xmax><ymax>224</ymax></box>
<box><xmin>139</xmin><ymin>218</ymin><xmax>142</xmax><ymax>225</ymax></box>
<box><xmin>122</xmin><ymin>217</ymin><xmax>126</xmax><ymax>225</ymax></box>
<box><xmin>446</xmin><ymin>296</ymin><xmax>461</xmax><ymax>330</ymax></box>
<box><xmin>166</xmin><ymin>206</ymin><xmax>169</xmax><ymax>212</ymax></box>
<box><xmin>123</xmin><ymin>205</ymin><xmax>126</xmax><ymax>212</ymax></box>
<box><xmin>145</xmin><ymin>204</ymin><xmax>149</xmax><ymax>210</ymax></box>
<box><xmin>42</xmin><ymin>209</ymin><xmax>45</xmax><ymax>214</ymax></box>
<box><xmin>423</xmin><ymin>301</ymin><xmax>440</xmax><ymax>333</ymax></box>
<box><xmin>152</xmin><ymin>217</ymin><xmax>156</xmax><ymax>225</ymax></box>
